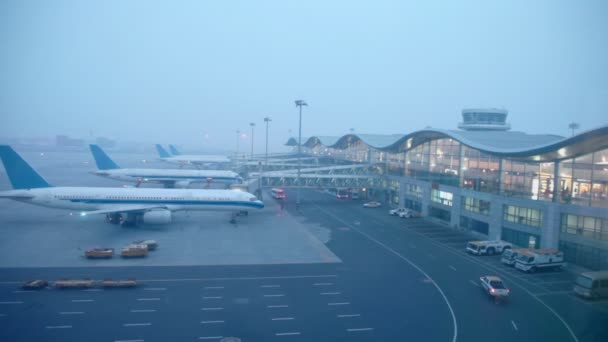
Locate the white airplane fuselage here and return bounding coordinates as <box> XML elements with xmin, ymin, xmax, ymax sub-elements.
<box><xmin>160</xmin><ymin>155</ymin><xmax>231</xmax><ymax>165</ymax></box>
<box><xmin>93</xmin><ymin>168</ymin><xmax>242</xmax><ymax>185</ymax></box>
<box><xmin>0</xmin><ymin>187</ymin><xmax>263</xmax><ymax>212</ymax></box>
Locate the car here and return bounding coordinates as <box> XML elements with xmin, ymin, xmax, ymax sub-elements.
<box><xmin>389</xmin><ymin>207</ymin><xmax>407</xmax><ymax>216</ymax></box>
<box><xmin>133</xmin><ymin>240</ymin><xmax>158</xmax><ymax>251</ymax></box>
<box><xmin>480</xmin><ymin>276</ymin><xmax>510</xmax><ymax>300</ymax></box>
<box><xmin>363</xmin><ymin>201</ymin><xmax>382</xmax><ymax>208</ymax></box>
<box><xmin>398</xmin><ymin>209</ymin><xmax>420</xmax><ymax>218</ymax></box>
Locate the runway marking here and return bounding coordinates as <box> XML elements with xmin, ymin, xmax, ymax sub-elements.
<box><xmin>204</xmin><ymin>286</ymin><xmax>224</xmax><ymax>289</ymax></box>
<box><xmin>59</xmin><ymin>311</ymin><xmax>84</xmax><ymax>315</ymax></box>
<box><xmin>328</xmin><ymin>302</ymin><xmax>350</xmax><ymax>306</ymax></box>
<box><xmin>200</xmin><ymin>320</ymin><xmax>225</xmax><ymax>324</ymax></box>
<box><xmin>201</xmin><ymin>307</ymin><xmax>224</xmax><ymax>311</ymax></box>
<box><xmin>272</xmin><ymin>317</ymin><xmax>294</xmax><ymax>321</ymax></box>
<box><xmin>275</xmin><ymin>332</ymin><xmax>301</xmax><ymax>336</ymax></box>
<box><xmin>314</xmin><ymin>204</ymin><xmax>458</xmax><ymax>342</ymax></box>
<box><xmin>0</xmin><ymin>301</ymin><xmax>23</xmax><ymax>304</ymax></box>
<box><xmin>401</xmin><ymin>224</ymin><xmax>578</xmax><ymax>342</ymax></box>
<box><xmin>267</xmin><ymin>305</ymin><xmax>289</xmax><ymax>308</ymax></box>
<box><xmin>264</xmin><ymin>294</ymin><xmax>285</xmax><ymax>297</ymax></box>
<box><xmin>137</xmin><ymin>298</ymin><xmax>160</xmax><ymax>301</ymax></box>
<box><xmin>347</xmin><ymin>328</ymin><xmax>374</xmax><ymax>332</ymax></box>
<box><xmin>124</xmin><ymin>323</ymin><xmax>151</xmax><ymax>327</ymax></box>
<box><xmin>130</xmin><ymin>309</ymin><xmax>156</xmax><ymax>313</ymax></box>
<box><xmin>511</xmin><ymin>320</ymin><xmax>518</xmax><ymax>331</ymax></box>
<box><xmin>337</xmin><ymin>314</ymin><xmax>361</xmax><ymax>318</ymax></box>
<box><xmin>320</xmin><ymin>292</ymin><xmax>341</xmax><ymax>295</ymax></box>
<box><xmin>115</xmin><ymin>340</ymin><xmax>145</xmax><ymax>342</ymax></box>
<box><xmin>144</xmin><ymin>288</ymin><xmax>166</xmax><ymax>291</ymax></box>
<box><xmin>46</xmin><ymin>325</ymin><xmax>72</xmax><ymax>329</ymax></box>
<box><xmin>203</xmin><ymin>296</ymin><xmax>222</xmax><ymax>299</ymax></box>
<box><xmin>469</xmin><ymin>280</ymin><xmax>480</xmax><ymax>287</ymax></box>
<box><xmin>260</xmin><ymin>285</ymin><xmax>281</xmax><ymax>288</ymax></box>
<box><xmin>144</xmin><ymin>274</ymin><xmax>337</xmax><ymax>282</ymax></box>
<box><xmin>449</xmin><ymin>265</ymin><xmax>457</xmax><ymax>271</ymax></box>
<box><xmin>313</xmin><ymin>282</ymin><xmax>333</xmax><ymax>286</ymax></box>
<box><xmin>71</xmin><ymin>299</ymin><xmax>94</xmax><ymax>303</ymax></box>
<box><xmin>199</xmin><ymin>337</ymin><xmax>223</xmax><ymax>340</ymax></box>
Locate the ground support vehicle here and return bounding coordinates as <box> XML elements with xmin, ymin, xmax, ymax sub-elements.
<box><xmin>467</xmin><ymin>240</ymin><xmax>512</xmax><ymax>256</ymax></box>
<box><xmin>54</xmin><ymin>279</ymin><xmax>95</xmax><ymax>289</ymax></box>
<box><xmin>85</xmin><ymin>247</ymin><xmax>115</xmax><ymax>259</ymax></box>
<box><xmin>121</xmin><ymin>244</ymin><xmax>148</xmax><ymax>258</ymax></box>
<box><xmin>515</xmin><ymin>249</ymin><xmax>564</xmax><ymax>272</ymax></box>
<box><xmin>22</xmin><ymin>280</ymin><xmax>48</xmax><ymax>290</ymax></box>
<box><xmin>101</xmin><ymin>279</ymin><xmax>138</xmax><ymax>288</ymax></box>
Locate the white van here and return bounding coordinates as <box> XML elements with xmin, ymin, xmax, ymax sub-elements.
<box><xmin>573</xmin><ymin>271</ymin><xmax>608</xmax><ymax>299</ymax></box>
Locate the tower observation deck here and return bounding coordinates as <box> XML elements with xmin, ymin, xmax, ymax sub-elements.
<box><xmin>458</xmin><ymin>108</ymin><xmax>511</xmax><ymax>131</ymax></box>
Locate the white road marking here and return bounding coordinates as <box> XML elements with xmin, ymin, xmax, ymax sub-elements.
<box><xmin>130</xmin><ymin>309</ymin><xmax>156</xmax><ymax>313</ymax></box>
<box><xmin>272</xmin><ymin>317</ymin><xmax>294</xmax><ymax>321</ymax></box>
<box><xmin>200</xmin><ymin>320</ymin><xmax>225</xmax><ymax>324</ymax></box>
<box><xmin>46</xmin><ymin>325</ymin><xmax>72</xmax><ymax>329</ymax></box>
<box><xmin>137</xmin><ymin>298</ymin><xmax>160</xmax><ymax>301</ymax></box>
<box><xmin>337</xmin><ymin>314</ymin><xmax>361</xmax><ymax>318</ymax></box>
<box><xmin>314</xmin><ymin>204</ymin><xmax>458</xmax><ymax>342</ymax></box>
<box><xmin>267</xmin><ymin>305</ymin><xmax>289</xmax><ymax>308</ymax></box>
<box><xmin>13</xmin><ymin>290</ymin><xmax>35</xmax><ymax>293</ymax></box>
<box><xmin>0</xmin><ymin>301</ymin><xmax>23</xmax><ymax>304</ymax></box>
<box><xmin>144</xmin><ymin>274</ymin><xmax>337</xmax><ymax>282</ymax></box>
<box><xmin>260</xmin><ymin>285</ymin><xmax>281</xmax><ymax>288</ymax></box>
<box><xmin>320</xmin><ymin>292</ymin><xmax>341</xmax><ymax>295</ymax></box>
<box><xmin>328</xmin><ymin>302</ymin><xmax>350</xmax><ymax>306</ymax></box>
<box><xmin>59</xmin><ymin>311</ymin><xmax>84</xmax><ymax>315</ymax></box>
<box><xmin>123</xmin><ymin>323</ymin><xmax>151</xmax><ymax>327</ymax></box>
<box><xmin>144</xmin><ymin>288</ymin><xmax>166</xmax><ymax>291</ymax></box>
<box><xmin>469</xmin><ymin>280</ymin><xmax>480</xmax><ymax>287</ymax></box>
<box><xmin>199</xmin><ymin>337</ymin><xmax>223</xmax><ymax>340</ymax></box>
<box><xmin>275</xmin><ymin>332</ymin><xmax>301</xmax><ymax>336</ymax></box>
<box><xmin>511</xmin><ymin>320</ymin><xmax>518</xmax><ymax>331</ymax></box>
<box><xmin>115</xmin><ymin>340</ymin><xmax>145</xmax><ymax>342</ymax></box>
<box><xmin>313</xmin><ymin>283</ymin><xmax>334</xmax><ymax>286</ymax></box>
<box><xmin>71</xmin><ymin>299</ymin><xmax>94</xmax><ymax>303</ymax></box>
<box><xmin>201</xmin><ymin>307</ymin><xmax>224</xmax><ymax>311</ymax></box>
<box><xmin>204</xmin><ymin>286</ymin><xmax>224</xmax><ymax>289</ymax></box>
<box><xmin>347</xmin><ymin>328</ymin><xmax>374</xmax><ymax>332</ymax></box>
<box><xmin>449</xmin><ymin>265</ymin><xmax>457</xmax><ymax>271</ymax></box>
<box><xmin>83</xmin><ymin>288</ymin><xmax>103</xmax><ymax>292</ymax></box>
<box><xmin>264</xmin><ymin>294</ymin><xmax>285</xmax><ymax>297</ymax></box>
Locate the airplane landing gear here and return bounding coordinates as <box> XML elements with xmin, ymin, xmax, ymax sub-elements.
<box><xmin>106</xmin><ymin>213</ymin><xmax>122</xmax><ymax>225</ymax></box>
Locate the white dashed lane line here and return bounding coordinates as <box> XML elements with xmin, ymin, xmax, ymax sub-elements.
<box><xmin>275</xmin><ymin>332</ymin><xmax>301</xmax><ymax>336</ymax></box>
<box><xmin>202</xmin><ymin>296</ymin><xmax>222</xmax><ymax>300</ymax></box>
<box><xmin>199</xmin><ymin>337</ymin><xmax>223</xmax><ymax>340</ymax></box>
<box><xmin>267</xmin><ymin>305</ymin><xmax>289</xmax><ymax>308</ymax></box>
<box><xmin>59</xmin><ymin>311</ymin><xmax>84</xmax><ymax>315</ymax></box>
<box><xmin>469</xmin><ymin>280</ymin><xmax>480</xmax><ymax>287</ymax></box>
<box><xmin>263</xmin><ymin>294</ymin><xmax>285</xmax><ymax>297</ymax></box>
<box><xmin>204</xmin><ymin>286</ymin><xmax>224</xmax><ymax>290</ymax></box>
<box><xmin>144</xmin><ymin>288</ymin><xmax>166</xmax><ymax>291</ymax></box>
<box><xmin>115</xmin><ymin>339</ymin><xmax>144</xmax><ymax>342</ymax></box>
<box><xmin>313</xmin><ymin>283</ymin><xmax>333</xmax><ymax>286</ymax></box>
<box><xmin>201</xmin><ymin>307</ymin><xmax>224</xmax><ymax>311</ymax></box>
<box><xmin>271</xmin><ymin>317</ymin><xmax>294</xmax><ymax>321</ymax></box>
<box><xmin>328</xmin><ymin>302</ymin><xmax>350</xmax><ymax>306</ymax></box>
<box><xmin>200</xmin><ymin>320</ymin><xmax>225</xmax><ymax>324</ymax></box>
<box><xmin>337</xmin><ymin>314</ymin><xmax>361</xmax><ymax>318</ymax></box>
<box><xmin>46</xmin><ymin>325</ymin><xmax>72</xmax><ymax>329</ymax></box>
<box><xmin>448</xmin><ymin>265</ymin><xmax>457</xmax><ymax>271</ymax></box>
<box><xmin>130</xmin><ymin>310</ymin><xmax>156</xmax><ymax>313</ymax></box>
<box><xmin>347</xmin><ymin>328</ymin><xmax>374</xmax><ymax>332</ymax></box>
<box><xmin>123</xmin><ymin>323</ymin><xmax>151</xmax><ymax>327</ymax></box>
<box><xmin>71</xmin><ymin>299</ymin><xmax>94</xmax><ymax>303</ymax></box>
<box><xmin>137</xmin><ymin>298</ymin><xmax>160</xmax><ymax>301</ymax></box>
<box><xmin>260</xmin><ymin>285</ymin><xmax>281</xmax><ymax>288</ymax></box>
<box><xmin>511</xmin><ymin>320</ymin><xmax>519</xmax><ymax>331</ymax></box>
<box><xmin>320</xmin><ymin>292</ymin><xmax>341</xmax><ymax>295</ymax></box>
<box><xmin>0</xmin><ymin>301</ymin><xmax>23</xmax><ymax>304</ymax></box>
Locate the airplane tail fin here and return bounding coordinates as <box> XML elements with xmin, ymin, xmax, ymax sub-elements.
<box><xmin>155</xmin><ymin>144</ymin><xmax>171</xmax><ymax>158</ymax></box>
<box><xmin>0</xmin><ymin>145</ymin><xmax>52</xmax><ymax>189</ymax></box>
<box><xmin>169</xmin><ymin>144</ymin><xmax>181</xmax><ymax>155</ymax></box>
<box><xmin>89</xmin><ymin>144</ymin><xmax>120</xmax><ymax>170</ymax></box>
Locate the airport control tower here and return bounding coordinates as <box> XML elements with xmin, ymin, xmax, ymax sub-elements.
<box><xmin>458</xmin><ymin>108</ymin><xmax>511</xmax><ymax>131</ymax></box>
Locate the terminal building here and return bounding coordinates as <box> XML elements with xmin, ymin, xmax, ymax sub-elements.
<box><xmin>286</xmin><ymin>109</ymin><xmax>608</xmax><ymax>270</ymax></box>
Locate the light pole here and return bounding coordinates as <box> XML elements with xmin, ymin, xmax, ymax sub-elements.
<box><xmin>249</xmin><ymin>122</ymin><xmax>255</xmax><ymax>159</ymax></box>
<box><xmin>295</xmin><ymin>100</ymin><xmax>307</xmax><ymax>207</ymax></box>
<box><xmin>264</xmin><ymin>117</ymin><xmax>271</xmax><ymax>168</ymax></box>
<box><xmin>236</xmin><ymin>129</ymin><xmax>240</xmax><ymax>161</ymax></box>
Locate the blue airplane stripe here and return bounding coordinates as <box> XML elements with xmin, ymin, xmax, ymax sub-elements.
<box><xmin>126</xmin><ymin>175</ymin><xmax>239</xmax><ymax>181</ymax></box>
<box><xmin>65</xmin><ymin>199</ymin><xmax>263</xmax><ymax>208</ymax></box>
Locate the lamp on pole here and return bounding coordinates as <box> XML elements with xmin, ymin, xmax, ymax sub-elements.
<box><xmin>294</xmin><ymin>100</ymin><xmax>308</xmax><ymax>207</ymax></box>
<box><xmin>264</xmin><ymin>117</ymin><xmax>271</xmax><ymax>169</ymax></box>
<box><xmin>236</xmin><ymin>129</ymin><xmax>240</xmax><ymax>161</ymax></box>
<box><xmin>249</xmin><ymin>122</ymin><xmax>255</xmax><ymax>159</ymax></box>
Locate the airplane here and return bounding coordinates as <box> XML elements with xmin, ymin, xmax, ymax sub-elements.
<box><xmin>0</xmin><ymin>145</ymin><xmax>263</xmax><ymax>225</ymax></box>
<box><xmin>156</xmin><ymin>144</ymin><xmax>230</xmax><ymax>166</ymax></box>
<box><xmin>89</xmin><ymin>144</ymin><xmax>242</xmax><ymax>188</ymax></box>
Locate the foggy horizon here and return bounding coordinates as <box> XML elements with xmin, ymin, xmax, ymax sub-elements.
<box><xmin>2</xmin><ymin>0</ymin><xmax>607</xmax><ymax>153</ymax></box>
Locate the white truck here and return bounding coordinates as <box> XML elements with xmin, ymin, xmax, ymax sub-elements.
<box><xmin>466</xmin><ymin>240</ymin><xmax>512</xmax><ymax>256</ymax></box>
<box><xmin>389</xmin><ymin>208</ymin><xmax>420</xmax><ymax>218</ymax></box>
<box><xmin>501</xmin><ymin>248</ymin><xmax>532</xmax><ymax>266</ymax></box>
<box><xmin>514</xmin><ymin>249</ymin><xmax>564</xmax><ymax>272</ymax></box>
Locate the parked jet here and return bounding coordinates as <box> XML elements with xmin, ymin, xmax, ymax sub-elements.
<box><xmin>90</xmin><ymin>144</ymin><xmax>242</xmax><ymax>188</ymax></box>
<box><xmin>156</xmin><ymin>144</ymin><xmax>230</xmax><ymax>166</ymax></box>
<box><xmin>0</xmin><ymin>146</ymin><xmax>263</xmax><ymax>225</ymax></box>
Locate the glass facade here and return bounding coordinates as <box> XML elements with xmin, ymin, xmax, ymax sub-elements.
<box><xmin>503</xmin><ymin>205</ymin><xmax>543</xmax><ymax>228</ymax></box>
<box><xmin>460</xmin><ymin>216</ymin><xmax>489</xmax><ymax>235</ymax></box>
<box><xmin>429</xmin><ymin>207</ymin><xmax>451</xmax><ymax>222</ymax></box>
<box><xmin>502</xmin><ymin>227</ymin><xmax>541</xmax><ymax>248</ymax></box>
<box><xmin>559</xmin><ymin>240</ymin><xmax>608</xmax><ymax>271</ymax></box>
<box><xmin>560</xmin><ymin>214</ymin><xmax>608</xmax><ymax>241</ymax></box>
<box><xmin>462</xmin><ymin>196</ymin><xmax>491</xmax><ymax>215</ymax></box>
<box><xmin>431</xmin><ymin>189</ymin><xmax>453</xmax><ymax>206</ymax></box>
<box><xmin>461</xmin><ymin>146</ymin><xmax>500</xmax><ymax>194</ymax></box>
<box><xmin>558</xmin><ymin>148</ymin><xmax>608</xmax><ymax>208</ymax></box>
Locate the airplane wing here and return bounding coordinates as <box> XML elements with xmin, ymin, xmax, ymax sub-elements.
<box><xmin>83</xmin><ymin>204</ymin><xmax>169</xmax><ymax>216</ymax></box>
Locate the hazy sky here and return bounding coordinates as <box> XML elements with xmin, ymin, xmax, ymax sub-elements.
<box><xmin>1</xmin><ymin>0</ymin><xmax>607</xmax><ymax>152</ymax></box>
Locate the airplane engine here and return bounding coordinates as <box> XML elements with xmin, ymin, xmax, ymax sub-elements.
<box><xmin>143</xmin><ymin>209</ymin><xmax>172</xmax><ymax>224</ymax></box>
<box><xmin>174</xmin><ymin>180</ymin><xmax>190</xmax><ymax>188</ymax></box>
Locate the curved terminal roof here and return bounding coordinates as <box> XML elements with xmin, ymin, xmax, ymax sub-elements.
<box><xmin>285</xmin><ymin>125</ymin><xmax>608</xmax><ymax>162</ymax></box>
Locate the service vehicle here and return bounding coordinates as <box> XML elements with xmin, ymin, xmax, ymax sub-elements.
<box><xmin>389</xmin><ymin>207</ymin><xmax>408</xmax><ymax>216</ymax></box>
<box><xmin>271</xmin><ymin>188</ymin><xmax>286</xmax><ymax>199</ymax></box>
<box><xmin>121</xmin><ymin>244</ymin><xmax>149</xmax><ymax>258</ymax></box>
<box><xmin>54</xmin><ymin>279</ymin><xmax>95</xmax><ymax>289</ymax></box>
<box><xmin>480</xmin><ymin>275</ymin><xmax>510</xmax><ymax>299</ymax></box>
<box><xmin>466</xmin><ymin>240</ymin><xmax>512</xmax><ymax>256</ymax></box>
<box><xmin>514</xmin><ymin>249</ymin><xmax>564</xmax><ymax>272</ymax></box>
<box><xmin>501</xmin><ymin>248</ymin><xmax>532</xmax><ymax>266</ymax></box>
<box><xmin>133</xmin><ymin>240</ymin><xmax>158</xmax><ymax>251</ymax></box>
<box><xmin>101</xmin><ymin>279</ymin><xmax>138</xmax><ymax>288</ymax></box>
<box><xmin>350</xmin><ymin>190</ymin><xmax>360</xmax><ymax>200</ymax></box>
<box><xmin>22</xmin><ymin>279</ymin><xmax>48</xmax><ymax>290</ymax></box>
<box><xmin>85</xmin><ymin>247</ymin><xmax>115</xmax><ymax>259</ymax></box>
<box><xmin>573</xmin><ymin>271</ymin><xmax>608</xmax><ymax>299</ymax></box>
<box><xmin>363</xmin><ymin>201</ymin><xmax>382</xmax><ymax>208</ymax></box>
